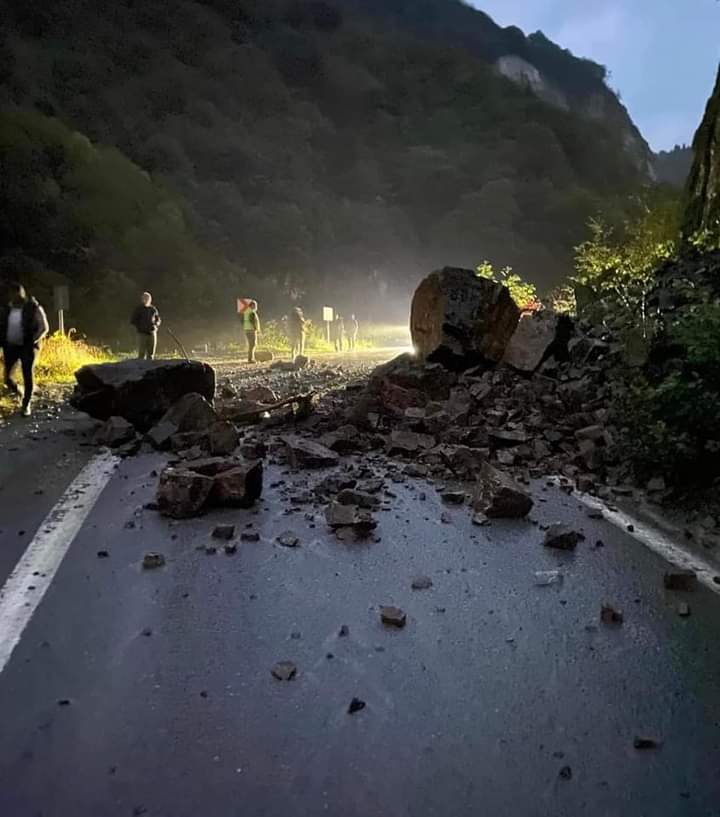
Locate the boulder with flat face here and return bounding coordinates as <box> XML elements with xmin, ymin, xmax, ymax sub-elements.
<box><xmin>503</xmin><ymin>311</ymin><xmax>561</xmax><ymax>373</ymax></box>
<box><xmin>72</xmin><ymin>359</ymin><xmax>215</xmax><ymax>431</ymax></box>
<box><xmin>410</xmin><ymin>267</ymin><xmax>520</xmax><ymax>371</ymax></box>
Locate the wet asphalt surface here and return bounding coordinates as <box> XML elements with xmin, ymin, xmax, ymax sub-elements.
<box><xmin>1</xmin><ymin>444</ymin><xmax>720</xmax><ymax>817</ymax></box>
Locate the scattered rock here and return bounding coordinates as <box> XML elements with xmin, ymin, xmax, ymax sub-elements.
<box><xmin>208</xmin><ymin>421</ymin><xmax>239</xmax><ymax>456</ymax></box>
<box><xmin>210</xmin><ymin>460</ymin><xmax>264</xmax><ymax>508</ymax></box>
<box><xmin>241</xmin><ymin>531</ymin><xmax>260</xmax><ymax>543</ymax></box>
<box><xmin>503</xmin><ymin>311</ymin><xmax>561</xmax><ymax>373</ymax></box>
<box><xmin>663</xmin><ymin>570</ymin><xmax>697</xmax><ymax>591</ymax></box>
<box><xmin>544</xmin><ymin>524</ymin><xmax>583</xmax><ymax>550</ymax></box>
<box><xmin>325</xmin><ymin>502</ymin><xmax>377</xmax><ymax>532</ymax></box>
<box><xmin>600</xmin><ymin>604</ymin><xmax>624</xmax><ymax>624</ymax></box>
<box><xmin>336</xmin><ymin>488</ymin><xmax>380</xmax><ymax>509</ymax></box>
<box><xmin>558</xmin><ymin>765</ymin><xmax>573</xmax><ymax>781</ymax></box>
<box><xmin>97</xmin><ymin>550</ymin><xmax>110</xmax><ymax>559</ymax></box>
<box><xmin>339</xmin><ymin>625</ymin><xmax>350</xmax><ymax>637</ymax></box>
<box><xmin>277</xmin><ymin>531</ymin><xmax>300</xmax><ymax>548</ymax></box>
<box><xmin>474</xmin><ymin>463</ymin><xmax>533</xmax><ymax>519</ymax></box>
<box><xmin>677</xmin><ymin>602</ymin><xmax>691</xmax><ymax>617</ymax></box>
<box><xmin>93</xmin><ymin>416</ymin><xmax>136</xmax><ymax>448</ymax></box>
<box><xmin>411</xmin><ymin>576</ymin><xmax>433</xmax><ymax>590</ymax></box>
<box><xmin>224</xmin><ymin>543</ymin><xmax>238</xmax><ymax>555</ymax></box>
<box><xmin>241</xmin><ymin>385</ymin><xmax>278</xmax><ymax>403</ymax></box>
<box><xmin>212</xmin><ymin>525</ymin><xmax>235</xmax><ymax>540</ymax></box>
<box><xmin>472</xmin><ymin>512</ymin><xmax>490</xmax><ymax>527</ymax></box>
<box><xmin>348</xmin><ymin>697</ymin><xmax>366</xmax><ymax>714</ymax></box>
<box><xmin>633</xmin><ymin>736</ymin><xmax>660</xmax><ymax>750</ymax></box>
<box><xmin>380</xmin><ymin>605</ymin><xmax>407</xmax><ymax>628</ymax></box>
<box><xmin>387</xmin><ymin>429</ymin><xmax>436</xmax><ymax>455</ymax></box>
<box><xmin>142</xmin><ymin>553</ymin><xmax>165</xmax><ymax>570</ymax></box>
<box><xmin>157</xmin><ymin>468</ymin><xmax>214</xmax><ymax>519</ymax></box>
<box><xmin>271</xmin><ymin>661</ymin><xmax>297</xmax><ymax>681</ymax></box>
<box><xmin>441</xmin><ymin>490</ymin><xmax>465</xmax><ymax>505</ymax></box>
<box><xmin>283</xmin><ymin>436</ymin><xmax>339</xmax><ymax>469</ymax></box>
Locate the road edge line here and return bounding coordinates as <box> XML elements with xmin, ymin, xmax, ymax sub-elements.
<box><xmin>0</xmin><ymin>450</ymin><xmax>119</xmax><ymax>675</ymax></box>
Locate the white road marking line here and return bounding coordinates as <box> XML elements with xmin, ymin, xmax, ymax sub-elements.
<box><xmin>0</xmin><ymin>450</ymin><xmax>119</xmax><ymax>675</ymax></box>
<box><xmin>572</xmin><ymin>489</ymin><xmax>720</xmax><ymax>596</ymax></box>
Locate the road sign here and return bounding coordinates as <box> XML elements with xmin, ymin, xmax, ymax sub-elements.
<box><xmin>53</xmin><ymin>285</ymin><xmax>69</xmax><ymax>311</ymax></box>
<box><xmin>53</xmin><ymin>285</ymin><xmax>69</xmax><ymax>334</ymax></box>
<box><xmin>322</xmin><ymin>306</ymin><xmax>334</xmax><ymax>323</ymax></box>
<box><xmin>237</xmin><ymin>298</ymin><xmax>253</xmax><ymax>314</ymax></box>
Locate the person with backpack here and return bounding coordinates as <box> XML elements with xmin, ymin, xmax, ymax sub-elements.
<box><xmin>243</xmin><ymin>300</ymin><xmax>261</xmax><ymax>363</ymax></box>
<box><xmin>0</xmin><ymin>282</ymin><xmax>50</xmax><ymax>417</ymax></box>
<box><xmin>130</xmin><ymin>291</ymin><xmax>162</xmax><ymax>360</ymax></box>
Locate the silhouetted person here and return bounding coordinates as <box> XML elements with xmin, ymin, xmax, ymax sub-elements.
<box><xmin>243</xmin><ymin>299</ymin><xmax>260</xmax><ymax>363</ymax></box>
<box><xmin>0</xmin><ymin>282</ymin><xmax>49</xmax><ymax>416</ymax></box>
<box><xmin>348</xmin><ymin>314</ymin><xmax>359</xmax><ymax>351</ymax></box>
<box><xmin>131</xmin><ymin>291</ymin><xmax>161</xmax><ymax>360</ymax></box>
<box><xmin>332</xmin><ymin>315</ymin><xmax>345</xmax><ymax>352</ymax></box>
<box><xmin>288</xmin><ymin>307</ymin><xmax>306</xmax><ymax>359</ymax></box>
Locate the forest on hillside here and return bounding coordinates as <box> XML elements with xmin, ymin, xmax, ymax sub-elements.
<box><xmin>0</xmin><ymin>0</ymin><xmax>651</xmax><ymax>335</ymax></box>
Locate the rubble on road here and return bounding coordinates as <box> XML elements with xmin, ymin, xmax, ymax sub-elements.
<box><xmin>544</xmin><ymin>525</ymin><xmax>583</xmax><ymax>551</ymax></box>
<box><xmin>72</xmin><ymin>359</ymin><xmax>215</xmax><ymax>431</ymax></box>
<box><xmin>380</xmin><ymin>605</ymin><xmax>407</xmax><ymax>628</ymax></box>
<box><xmin>474</xmin><ymin>464</ymin><xmax>533</xmax><ymax>519</ymax></box>
<box><xmin>663</xmin><ymin>570</ymin><xmax>697</xmax><ymax>591</ymax></box>
<box><xmin>600</xmin><ymin>604</ymin><xmax>624</xmax><ymax>624</ymax></box>
<box><xmin>284</xmin><ymin>436</ymin><xmax>339</xmax><ymax>469</ymax></box>
<box><xmin>156</xmin><ymin>457</ymin><xmax>262</xmax><ymax>518</ymax></box>
<box><xmin>94</xmin><ymin>416</ymin><xmax>136</xmax><ymax>448</ymax></box>
<box><xmin>271</xmin><ymin>661</ymin><xmax>297</xmax><ymax>681</ymax></box>
<box><xmin>142</xmin><ymin>553</ymin><xmax>165</xmax><ymax>570</ymax></box>
<box><xmin>325</xmin><ymin>502</ymin><xmax>377</xmax><ymax>533</ymax></box>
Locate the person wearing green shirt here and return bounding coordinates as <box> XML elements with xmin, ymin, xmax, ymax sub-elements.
<box><xmin>243</xmin><ymin>300</ymin><xmax>260</xmax><ymax>363</ymax></box>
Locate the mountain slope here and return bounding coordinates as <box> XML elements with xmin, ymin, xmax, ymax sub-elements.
<box><xmin>0</xmin><ymin>0</ymin><xmax>650</xmax><ymax>323</ymax></box>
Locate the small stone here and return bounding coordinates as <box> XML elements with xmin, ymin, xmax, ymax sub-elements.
<box><xmin>338</xmin><ymin>625</ymin><xmax>349</xmax><ymax>637</ymax></box>
<box><xmin>348</xmin><ymin>697</ymin><xmax>366</xmax><ymax>714</ymax></box>
<box><xmin>440</xmin><ymin>490</ymin><xmax>465</xmax><ymax>505</ymax></box>
<box><xmin>677</xmin><ymin>602</ymin><xmax>691</xmax><ymax>617</ymax></box>
<box><xmin>559</xmin><ymin>766</ymin><xmax>573</xmax><ymax>780</ymax></box>
<box><xmin>142</xmin><ymin>553</ymin><xmax>165</xmax><ymax>570</ymax></box>
<box><xmin>57</xmin><ymin>699</ymin><xmax>71</xmax><ymax>707</ymax></box>
<box><xmin>204</xmin><ymin>545</ymin><xmax>217</xmax><ymax>555</ymax></box>
<box><xmin>633</xmin><ymin>736</ymin><xmax>660</xmax><ymax>750</ymax></box>
<box><xmin>544</xmin><ymin>524</ymin><xmax>583</xmax><ymax>550</ymax></box>
<box><xmin>271</xmin><ymin>661</ymin><xmax>297</xmax><ymax>681</ymax></box>
<box><xmin>212</xmin><ymin>525</ymin><xmax>235</xmax><ymax>540</ymax></box>
<box><xmin>141</xmin><ymin>628</ymin><xmax>153</xmax><ymax>637</ymax></box>
<box><xmin>380</xmin><ymin>605</ymin><xmax>407</xmax><ymax>628</ymax></box>
<box><xmin>411</xmin><ymin>576</ymin><xmax>433</xmax><ymax>590</ymax></box>
<box><xmin>586</xmin><ymin>509</ymin><xmax>603</xmax><ymax>520</ymax></box>
<box><xmin>224</xmin><ymin>543</ymin><xmax>238</xmax><ymax>555</ymax></box>
<box><xmin>663</xmin><ymin>570</ymin><xmax>697</xmax><ymax>591</ymax></box>
<box><xmin>241</xmin><ymin>531</ymin><xmax>260</xmax><ymax>542</ymax></box>
<box><xmin>472</xmin><ymin>512</ymin><xmax>490</xmax><ymax>527</ymax></box>
<box><xmin>277</xmin><ymin>531</ymin><xmax>300</xmax><ymax>548</ymax></box>
<box><xmin>600</xmin><ymin>604</ymin><xmax>624</xmax><ymax>625</ymax></box>
<box><xmin>627</xmin><ymin>524</ymin><xmax>635</xmax><ymax>533</ymax></box>
<box><xmin>97</xmin><ymin>550</ymin><xmax>110</xmax><ymax>559</ymax></box>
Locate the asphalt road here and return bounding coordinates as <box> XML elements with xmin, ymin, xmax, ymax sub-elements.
<box><xmin>2</xmin><ymin>438</ymin><xmax>720</xmax><ymax>816</ymax></box>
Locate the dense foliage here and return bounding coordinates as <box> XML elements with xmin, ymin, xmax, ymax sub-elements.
<box><xmin>0</xmin><ymin>0</ymin><xmax>648</xmax><ymax>334</ymax></box>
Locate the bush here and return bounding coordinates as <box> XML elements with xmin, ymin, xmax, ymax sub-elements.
<box><xmin>35</xmin><ymin>331</ymin><xmax>113</xmax><ymax>382</ymax></box>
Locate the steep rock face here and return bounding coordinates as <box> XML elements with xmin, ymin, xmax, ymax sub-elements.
<box><xmin>684</xmin><ymin>65</ymin><xmax>720</xmax><ymax>240</ymax></box>
<box><xmin>410</xmin><ymin>267</ymin><xmax>520</xmax><ymax>370</ymax></box>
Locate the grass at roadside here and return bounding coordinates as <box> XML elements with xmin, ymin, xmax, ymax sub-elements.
<box><xmin>1</xmin><ymin>332</ymin><xmax>114</xmax><ymax>418</ymax></box>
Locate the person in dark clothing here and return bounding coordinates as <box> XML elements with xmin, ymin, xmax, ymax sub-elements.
<box><xmin>332</xmin><ymin>315</ymin><xmax>345</xmax><ymax>353</ymax></box>
<box><xmin>348</xmin><ymin>314</ymin><xmax>359</xmax><ymax>351</ymax></box>
<box><xmin>130</xmin><ymin>292</ymin><xmax>161</xmax><ymax>360</ymax></box>
<box><xmin>0</xmin><ymin>282</ymin><xmax>50</xmax><ymax>416</ymax></box>
<box><xmin>288</xmin><ymin>307</ymin><xmax>306</xmax><ymax>360</ymax></box>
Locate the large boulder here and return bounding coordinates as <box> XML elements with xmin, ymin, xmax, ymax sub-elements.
<box><xmin>410</xmin><ymin>267</ymin><xmax>521</xmax><ymax>371</ymax></box>
<box><xmin>72</xmin><ymin>360</ymin><xmax>215</xmax><ymax>431</ymax></box>
<box><xmin>473</xmin><ymin>463</ymin><xmax>534</xmax><ymax>519</ymax></box>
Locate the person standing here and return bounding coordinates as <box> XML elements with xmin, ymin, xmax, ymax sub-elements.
<box><xmin>333</xmin><ymin>314</ymin><xmax>345</xmax><ymax>353</ymax></box>
<box><xmin>0</xmin><ymin>282</ymin><xmax>49</xmax><ymax>417</ymax></box>
<box><xmin>348</xmin><ymin>314</ymin><xmax>359</xmax><ymax>351</ymax></box>
<box><xmin>288</xmin><ymin>306</ymin><xmax>306</xmax><ymax>360</ymax></box>
<box><xmin>130</xmin><ymin>291</ymin><xmax>161</xmax><ymax>360</ymax></box>
<box><xmin>243</xmin><ymin>299</ymin><xmax>260</xmax><ymax>363</ymax></box>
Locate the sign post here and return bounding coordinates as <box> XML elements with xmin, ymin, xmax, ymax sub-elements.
<box><xmin>322</xmin><ymin>306</ymin><xmax>334</xmax><ymax>343</ymax></box>
<box><xmin>53</xmin><ymin>285</ymin><xmax>70</xmax><ymax>335</ymax></box>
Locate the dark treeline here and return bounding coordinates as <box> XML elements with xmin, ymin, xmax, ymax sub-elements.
<box><xmin>0</xmin><ymin>0</ymin><xmax>650</xmax><ymax>338</ymax></box>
